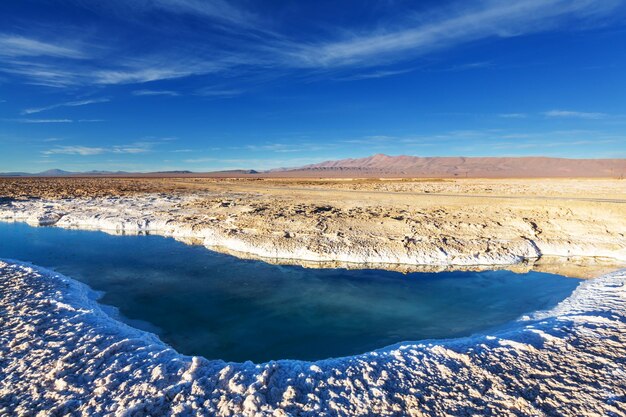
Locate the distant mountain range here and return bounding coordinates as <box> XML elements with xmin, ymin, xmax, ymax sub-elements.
<box><xmin>1</xmin><ymin>155</ymin><xmax>624</xmax><ymax>178</ymax></box>
<box><xmin>0</xmin><ymin>169</ymin><xmax>131</xmax><ymax>177</ymax></box>
<box><xmin>0</xmin><ymin>169</ymin><xmax>258</xmax><ymax>177</ymax></box>
<box><xmin>275</xmin><ymin>154</ymin><xmax>626</xmax><ymax>178</ymax></box>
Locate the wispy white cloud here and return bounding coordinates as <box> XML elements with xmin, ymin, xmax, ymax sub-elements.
<box><xmin>338</xmin><ymin>135</ymin><xmax>434</xmax><ymax>147</ymax></box>
<box><xmin>337</xmin><ymin>68</ymin><xmax>414</xmax><ymax>81</ymax></box>
<box><xmin>1</xmin><ymin>0</ymin><xmax>624</xmax><ymax>89</ymax></box>
<box><xmin>341</xmin><ymin>135</ymin><xmax>397</xmax><ymax>145</ymax></box>
<box><xmin>111</xmin><ymin>143</ymin><xmax>154</xmax><ymax>154</ymax></box>
<box><xmin>544</xmin><ymin>109</ymin><xmax>608</xmax><ymax>120</ymax></box>
<box><xmin>499</xmin><ymin>113</ymin><xmax>528</xmax><ymax>119</ymax></box>
<box><xmin>440</xmin><ymin>61</ymin><xmax>493</xmax><ymax>72</ymax></box>
<box><xmin>0</xmin><ymin>61</ymin><xmax>83</xmax><ymax>87</ymax></box>
<box><xmin>196</xmin><ymin>88</ymin><xmax>244</xmax><ymax>98</ymax></box>
<box><xmin>43</xmin><ymin>146</ymin><xmax>106</xmax><ymax>156</ymax></box>
<box><xmin>0</xmin><ymin>34</ymin><xmax>85</xmax><ymax>59</ymax></box>
<box><xmin>149</xmin><ymin>0</ymin><xmax>258</xmax><ymax>27</ymax></box>
<box><xmin>10</xmin><ymin>118</ymin><xmax>74</xmax><ymax>124</ymax></box>
<box><xmin>82</xmin><ymin>0</ymin><xmax>260</xmax><ymax>27</ymax></box>
<box><xmin>1</xmin><ymin>51</ymin><xmax>232</xmax><ymax>87</ymax></box>
<box><xmin>492</xmin><ymin>138</ymin><xmax>619</xmax><ymax>150</ymax></box>
<box><xmin>4</xmin><ymin>118</ymin><xmax>104</xmax><ymax>123</ymax></box>
<box><xmin>92</xmin><ymin>54</ymin><xmax>245</xmax><ymax>85</ymax></box>
<box><xmin>95</xmin><ymin>67</ymin><xmax>194</xmax><ymax>85</ymax></box>
<box><xmin>280</xmin><ymin>0</ymin><xmax>623</xmax><ymax>68</ymax></box>
<box><xmin>43</xmin><ymin>141</ymin><xmax>156</xmax><ymax>156</ymax></box>
<box><xmin>22</xmin><ymin>98</ymin><xmax>109</xmax><ymax>115</ymax></box>
<box><xmin>132</xmin><ymin>89</ymin><xmax>181</xmax><ymax>97</ymax></box>
<box><xmin>243</xmin><ymin>142</ymin><xmax>327</xmax><ymax>153</ymax></box>
<box><xmin>333</xmin><ymin>129</ymin><xmax>624</xmax><ymax>155</ymax></box>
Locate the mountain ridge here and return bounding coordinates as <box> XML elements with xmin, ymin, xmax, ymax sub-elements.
<box><xmin>282</xmin><ymin>154</ymin><xmax>626</xmax><ymax>178</ymax></box>
<box><xmin>1</xmin><ymin>155</ymin><xmax>624</xmax><ymax>178</ymax></box>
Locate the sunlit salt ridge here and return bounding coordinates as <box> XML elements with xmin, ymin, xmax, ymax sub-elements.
<box><xmin>0</xmin><ymin>221</ymin><xmax>581</xmax><ymax>362</ymax></box>
<box><xmin>3</xmin><ymin>194</ymin><xmax>625</xmax><ymax>268</ymax></box>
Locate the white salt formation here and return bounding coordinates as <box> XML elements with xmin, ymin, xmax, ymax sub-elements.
<box><xmin>1</xmin><ymin>260</ymin><xmax>625</xmax><ymax>416</ymax></box>
<box><xmin>1</xmin><ymin>194</ymin><xmax>624</xmax><ymax>269</ymax></box>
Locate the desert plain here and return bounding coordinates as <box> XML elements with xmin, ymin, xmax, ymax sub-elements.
<box><xmin>1</xmin><ymin>176</ymin><xmax>624</xmax><ymax>278</ymax></box>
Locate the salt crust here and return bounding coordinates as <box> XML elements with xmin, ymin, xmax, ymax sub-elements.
<box><xmin>1</xmin><ymin>259</ymin><xmax>625</xmax><ymax>416</ymax></box>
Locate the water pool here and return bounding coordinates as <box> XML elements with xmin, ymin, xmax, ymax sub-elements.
<box><xmin>0</xmin><ymin>222</ymin><xmax>581</xmax><ymax>362</ymax></box>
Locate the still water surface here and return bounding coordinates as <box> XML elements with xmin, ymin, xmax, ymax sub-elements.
<box><xmin>0</xmin><ymin>222</ymin><xmax>580</xmax><ymax>362</ymax></box>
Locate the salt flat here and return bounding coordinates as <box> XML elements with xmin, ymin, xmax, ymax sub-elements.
<box><xmin>1</xmin><ymin>177</ymin><xmax>625</xmax><ymax>416</ymax></box>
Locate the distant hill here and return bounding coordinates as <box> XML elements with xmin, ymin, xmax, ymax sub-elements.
<box><xmin>2</xmin><ymin>156</ymin><xmax>624</xmax><ymax>178</ymax></box>
<box><xmin>274</xmin><ymin>154</ymin><xmax>626</xmax><ymax>178</ymax></box>
<box><xmin>0</xmin><ymin>169</ymin><xmax>259</xmax><ymax>178</ymax></box>
<box><xmin>0</xmin><ymin>169</ymin><xmax>128</xmax><ymax>177</ymax></box>
<box><xmin>38</xmin><ymin>169</ymin><xmax>74</xmax><ymax>176</ymax></box>
<box><xmin>0</xmin><ymin>169</ymin><xmax>71</xmax><ymax>177</ymax></box>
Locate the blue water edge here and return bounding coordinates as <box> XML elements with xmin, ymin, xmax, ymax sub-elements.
<box><xmin>0</xmin><ymin>221</ymin><xmax>580</xmax><ymax>362</ymax></box>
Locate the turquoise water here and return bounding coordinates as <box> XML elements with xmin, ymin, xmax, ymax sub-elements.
<box><xmin>0</xmin><ymin>222</ymin><xmax>580</xmax><ymax>362</ymax></box>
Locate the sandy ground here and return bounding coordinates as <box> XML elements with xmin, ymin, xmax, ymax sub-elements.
<box><xmin>1</xmin><ymin>177</ymin><xmax>624</xmax><ymax>278</ymax></box>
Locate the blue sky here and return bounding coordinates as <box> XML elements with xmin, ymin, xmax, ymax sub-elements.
<box><xmin>1</xmin><ymin>0</ymin><xmax>626</xmax><ymax>172</ymax></box>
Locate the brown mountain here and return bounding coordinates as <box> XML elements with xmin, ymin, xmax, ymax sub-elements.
<box><xmin>277</xmin><ymin>154</ymin><xmax>626</xmax><ymax>178</ymax></box>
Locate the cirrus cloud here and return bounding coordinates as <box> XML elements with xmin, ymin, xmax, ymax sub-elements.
<box><xmin>22</xmin><ymin>98</ymin><xmax>109</xmax><ymax>115</ymax></box>
<box><xmin>43</xmin><ymin>141</ymin><xmax>156</xmax><ymax>156</ymax></box>
<box><xmin>1</xmin><ymin>0</ymin><xmax>624</xmax><ymax>87</ymax></box>
<box><xmin>544</xmin><ymin>110</ymin><xmax>608</xmax><ymax>120</ymax></box>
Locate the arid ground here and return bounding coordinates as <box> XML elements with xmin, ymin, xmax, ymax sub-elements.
<box><xmin>1</xmin><ymin>176</ymin><xmax>624</xmax><ymax>278</ymax></box>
